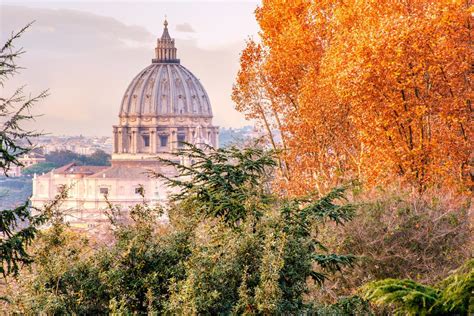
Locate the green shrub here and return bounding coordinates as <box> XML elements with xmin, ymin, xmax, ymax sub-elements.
<box><xmin>22</xmin><ymin>162</ymin><xmax>56</xmax><ymax>175</ymax></box>
<box><xmin>4</xmin><ymin>145</ymin><xmax>357</xmax><ymax>314</ymax></box>
<box><xmin>314</xmin><ymin>296</ymin><xmax>373</xmax><ymax>315</ymax></box>
<box><xmin>361</xmin><ymin>259</ymin><xmax>474</xmax><ymax>315</ymax></box>
<box><xmin>310</xmin><ymin>187</ymin><xmax>470</xmax><ymax>305</ymax></box>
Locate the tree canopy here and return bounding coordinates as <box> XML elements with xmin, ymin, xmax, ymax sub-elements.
<box><xmin>0</xmin><ymin>23</ymin><xmax>51</xmax><ymax>277</ymax></box>
<box><xmin>45</xmin><ymin>149</ymin><xmax>110</xmax><ymax>167</ymax></box>
<box><xmin>3</xmin><ymin>144</ymin><xmax>358</xmax><ymax>314</ymax></box>
<box><xmin>233</xmin><ymin>0</ymin><xmax>473</xmax><ymax>194</ymax></box>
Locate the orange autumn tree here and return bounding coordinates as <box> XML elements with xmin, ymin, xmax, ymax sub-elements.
<box><xmin>233</xmin><ymin>1</ymin><xmax>321</xmax><ymax>187</ymax></box>
<box><xmin>233</xmin><ymin>0</ymin><xmax>356</xmax><ymax>195</ymax></box>
<box><xmin>323</xmin><ymin>0</ymin><xmax>473</xmax><ymax>192</ymax></box>
<box><xmin>233</xmin><ymin>0</ymin><xmax>472</xmax><ymax>195</ymax></box>
<box><xmin>232</xmin><ymin>40</ymin><xmax>289</xmax><ymax>177</ymax></box>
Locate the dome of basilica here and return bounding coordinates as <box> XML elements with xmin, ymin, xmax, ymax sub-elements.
<box><xmin>31</xmin><ymin>20</ymin><xmax>220</xmax><ymax>234</ymax></box>
<box><xmin>119</xmin><ymin>21</ymin><xmax>212</xmax><ymax>118</ymax></box>
<box><xmin>112</xmin><ymin>20</ymin><xmax>219</xmax><ymax>159</ymax></box>
<box><xmin>119</xmin><ymin>64</ymin><xmax>212</xmax><ymax>118</ymax></box>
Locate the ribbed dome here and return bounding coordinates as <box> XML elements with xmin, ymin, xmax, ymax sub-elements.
<box><xmin>119</xmin><ymin>63</ymin><xmax>212</xmax><ymax>118</ymax></box>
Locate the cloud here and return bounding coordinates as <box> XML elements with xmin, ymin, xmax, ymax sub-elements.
<box><xmin>1</xmin><ymin>5</ymin><xmax>154</xmax><ymax>51</ymax></box>
<box><xmin>175</xmin><ymin>23</ymin><xmax>195</xmax><ymax>33</ymax></box>
<box><xmin>1</xmin><ymin>5</ymin><xmax>247</xmax><ymax>136</ymax></box>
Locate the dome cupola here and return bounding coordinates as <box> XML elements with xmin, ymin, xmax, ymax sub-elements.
<box><xmin>153</xmin><ymin>19</ymin><xmax>179</xmax><ymax>64</ymax></box>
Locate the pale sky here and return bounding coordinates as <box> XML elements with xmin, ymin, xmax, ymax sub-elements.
<box><xmin>0</xmin><ymin>1</ymin><xmax>260</xmax><ymax>136</ymax></box>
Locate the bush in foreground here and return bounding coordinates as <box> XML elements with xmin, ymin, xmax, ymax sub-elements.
<box><xmin>3</xmin><ymin>145</ymin><xmax>357</xmax><ymax>314</ymax></box>
<box><xmin>362</xmin><ymin>259</ymin><xmax>474</xmax><ymax>315</ymax></box>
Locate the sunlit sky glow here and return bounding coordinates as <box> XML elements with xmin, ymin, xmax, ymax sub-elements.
<box><xmin>1</xmin><ymin>1</ymin><xmax>260</xmax><ymax>136</ymax></box>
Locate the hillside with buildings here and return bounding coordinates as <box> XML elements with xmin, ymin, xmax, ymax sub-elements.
<box><xmin>0</xmin><ymin>127</ymin><xmax>256</xmax><ymax>210</ymax></box>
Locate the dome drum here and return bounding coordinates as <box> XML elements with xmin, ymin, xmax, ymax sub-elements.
<box><xmin>112</xmin><ymin>124</ymin><xmax>219</xmax><ymax>156</ymax></box>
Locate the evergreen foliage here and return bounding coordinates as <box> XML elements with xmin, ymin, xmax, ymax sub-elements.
<box><xmin>21</xmin><ymin>162</ymin><xmax>56</xmax><ymax>175</ymax></box>
<box><xmin>154</xmin><ymin>143</ymin><xmax>356</xmax><ymax>313</ymax></box>
<box><xmin>45</xmin><ymin>149</ymin><xmax>110</xmax><ymax>167</ymax></box>
<box><xmin>3</xmin><ymin>144</ymin><xmax>356</xmax><ymax>313</ymax></box>
<box><xmin>0</xmin><ymin>23</ymin><xmax>47</xmax><ymax>176</ymax></box>
<box><xmin>362</xmin><ymin>259</ymin><xmax>474</xmax><ymax>315</ymax></box>
<box><xmin>0</xmin><ymin>23</ymin><xmax>50</xmax><ymax>277</ymax></box>
<box><xmin>157</xmin><ymin>143</ymin><xmax>276</xmax><ymax>226</ymax></box>
<box><xmin>99</xmin><ymin>193</ymin><xmax>191</xmax><ymax>313</ymax></box>
<box><xmin>314</xmin><ymin>296</ymin><xmax>373</xmax><ymax>315</ymax></box>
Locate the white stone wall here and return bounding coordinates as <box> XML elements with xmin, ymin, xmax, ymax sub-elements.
<box><xmin>31</xmin><ymin>172</ymin><xmax>171</xmax><ymax>230</ymax></box>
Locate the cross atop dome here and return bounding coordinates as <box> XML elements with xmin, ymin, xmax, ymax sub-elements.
<box><xmin>153</xmin><ymin>18</ymin><xmax>179</xmax><ymax>64</ymax></box>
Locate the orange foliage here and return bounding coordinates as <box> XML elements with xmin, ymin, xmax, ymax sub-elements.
<box><xmin>233</xmin><ymin>0</ymin><xmax>473</xmax><ymax>195</ymax></box>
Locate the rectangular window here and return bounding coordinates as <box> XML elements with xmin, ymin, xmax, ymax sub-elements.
<box><xmin>159</xmin><ymin>135</ymin><xmax>168</xmax><ymax>147</ymax></box>
<box><xmin>143</xmin><ymin>135</ymin><xmax>150</xmax><ymax>147</ymax></box>
<box><xmin>99</xmin><ymin>187</ymin><xmax>109</xmax><ymax>195</ymax></box>
<box><xmin>177</xmin><ymin>134</ymin><xmax>186</xmax><ymax>147</ymax></box>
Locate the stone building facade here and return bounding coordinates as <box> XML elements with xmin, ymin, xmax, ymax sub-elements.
<box><xmin>113</xmin><ymin>19</ymin><xmax>218</xmax><ymax>161</ymax></box>
<box><xmin>31</xmin><ymin>20</ymin><xmax>219</xmax><ymax>231</ymax></box>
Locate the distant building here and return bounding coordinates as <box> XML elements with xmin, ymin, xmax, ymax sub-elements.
<box><xmin>31</xmin><ymin>20</ymin><xmax>219</xmax><ymax>232</ymax></box>
<box><xmin>39</xmin><ymin>136</ymin><xmax>113</xmax><ymax>155</ymax></box>
<box><xmin>8</xmin><ymin>152</ymin><xmax>46</xmax><ymax>177</ymax></box>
